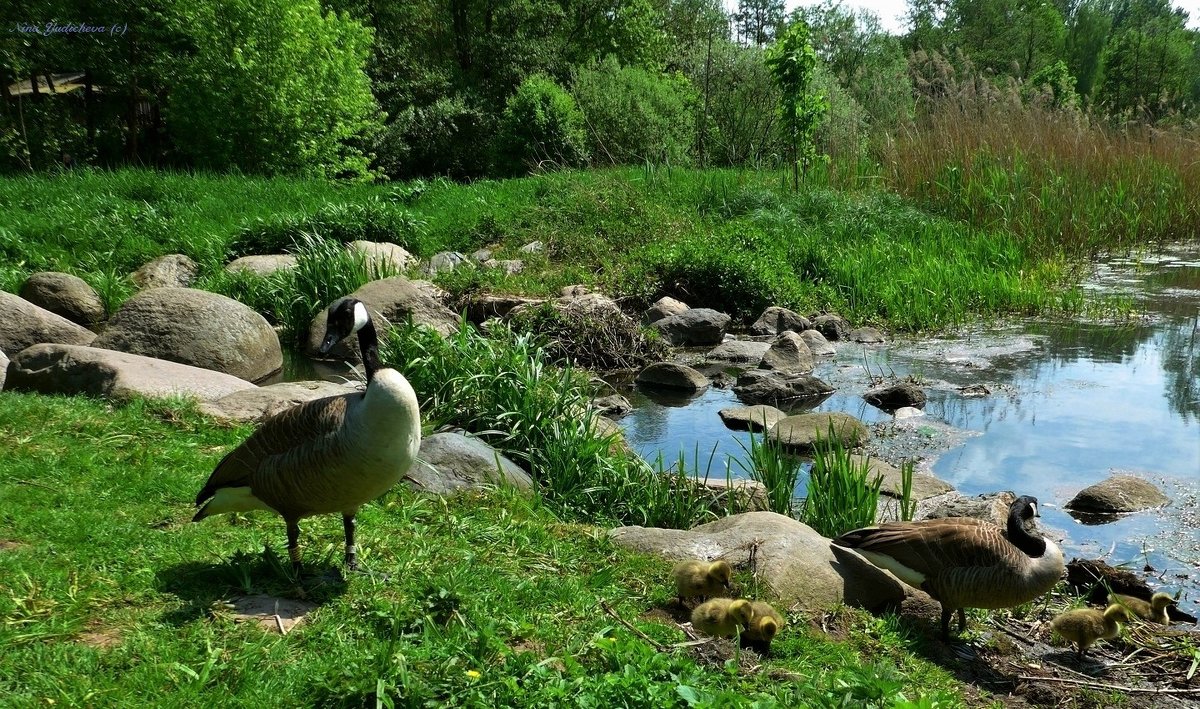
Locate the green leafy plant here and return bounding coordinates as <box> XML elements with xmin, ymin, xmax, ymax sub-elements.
<box><xmin>765</xmin><ymin>19</ymin><xmax>828</xmax><ymax>189</ymax></box>
<box><xmin>801</xmin><ymin>425</ymin><xmax>884</xmax><ymax>538</ymax></box>
<box><xmin>730</xmin><ymin>423</ymin><xmax>802</xmax><ymax>517</ymax></box>
<box><xmin>495</xmin><ymin>75</ymin><xmax>590</xmax><ymax>176</ymax></box>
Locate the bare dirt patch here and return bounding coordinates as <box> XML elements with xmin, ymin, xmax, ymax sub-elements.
<box><xmin>76</xmin><ymin>625</ymin><xmax>122</xmax><ymax>650</ymax></box>
<box><xmin>0</xmin><ymin>539</ymin><xmax>26</xmax><ymax>552</ymax></box>
<box><xmin>219</xmin><ymin>594</ymin><xmax>317</xmax><ymax>634</ymax></box>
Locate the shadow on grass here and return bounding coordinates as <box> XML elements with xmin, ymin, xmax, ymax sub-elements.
<box><xmin>155</xmin><ymin>546</ymin><xmax>348</xmax><ymax>626</ymax></box>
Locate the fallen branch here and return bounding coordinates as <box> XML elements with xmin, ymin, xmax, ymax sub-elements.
<box><xmin>600</xmin><ymin>600</ymin><xmax>669</xmax><ymax>652</ymax></box>
<box><xmin>1016</xmin><ymin>675</ymin><xmax>1200</xmax><ymax>695</ymax></box>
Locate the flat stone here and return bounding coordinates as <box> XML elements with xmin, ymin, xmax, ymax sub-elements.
<box><xmin>1066</xmin><ymin>474</ymin><xmax>1170</xmax><ymax>514</ymax></box>
<box><xmin>6</xmin><ymin>344</ymin><xmax>255</xmax><ymax>403</ymax></box>
<box><xmin>732</xmin><ymin>369</ymin><xmax>833</xmax><ymax>405</ymax></box>
<box><xmin>849</xmin><ymin>326</ymin><xmax>885</xmax><ymax>343</ymax></box>
<box><xmin>407</xmin><ymin>432</ymin><xmax>533</xmax><ymax>495</ymax></box>
<box><xmin>19</xmin><ymin>272</ymin><xmax>106</xmax><ymax>325</ymax></box>
<box><xmin>226</xmin><ymin>595</ymin><xmax>316</xmax><ymax>635</ymax></box>
<box><xmin>0</xmin><ymin>292</ymin><xmax>97</xmax><ymax>354</ymax></box>
<box><xmin>718</xmin><ymin>405</ymin><xmax>787</xmax><ymax>432</ymax></box>
<box><xmin>609</xmin><ymin>512</ymin><xmax>907</xmax><ymax>612</ymax></box>
<box><xmin>799</xmin><ymin>330</ymin><xmax>835</xmax><ymax>357</ymax></box>
<box><xmin>705</xmin><ymin>339</ymin><xmax>770</xmax><ymax>365</ymax></box>
<box><xmin>759</xmin><ymin>331</ymin><xmax>815</xmax><ymax>373</ymax></box>
<box><xmin>844</xmin><ymin>455</ymin><xmax>953</xmax><ymax>500</ymax></box>
<box><xmin>131</xmin><ymin>254</ymin><xmax>198</xmax><ymax>289</ymax></box>
<box><xmin>224</xmin><ymin>255</ymin><xmax>298</xmax><ymax>277</ymax></box>
<box><xmin>893</xmin><ymin>406</ymin><xmax>925</xmax><ymax>419</ymax></box>
<box><xmin>428</xmin><ymin>251</ymin><xmax>471</xmax><ymax>275</ymax></box>
<box><xmin>643</xmin><ymin>296</ymin><xmax>689</xmax><ymax>325</ymax></box>
<box><xmin>198</xmin><ymin>381</ymin><xmax>356</xmax><ymax>423</ymax></box>
<box><xmin>651</xmin><ymin>308</ymin><xmax>730</xmax><ymax>346</ymax></box>
<box><xmin>636</xmin><ymin>362</ymin><xmax>709</xmax><ymax>392</ymax></box>
<box><xmin>749</xmin><ymin>306</ymin><xmax>811</xmax><ymax>336</ymax></box>
<box><xmin>768</xmin><ymin>412</ymin><xmax>869</xmax><ymax>452</ymax></box>
<box><xmin>518</xmin><ymin>240</ymin><xmax>544</xmax><ymax>254</ymax></box>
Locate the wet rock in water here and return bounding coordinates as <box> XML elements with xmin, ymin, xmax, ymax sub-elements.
<box><xmin>705</xmin><ymin>339</ymin><xmax>769</xmax><ymax>366</ymax></box>
<box><xmin>1066</xmin><ymin>474</ymin><xmax>1170</xmax><ymax>514</ymax></box>
<box><xmin>0</xmin><ymin>292</ymin><xmax>98</xmax><ymax>354</ymax></box>
<box><xmin>95</xmin><ymin>287</ymin><xmax>283</xmax><ymax>382</ymax></box>
<box><xmin>593</xmin><ymin>394</ymin><xmax>632</xmax><ymax>418</ymax></box>
<box><xmin>347</xmin><ymin>241</ymin><xmax>415</xmax><ymax>273</ymax></box>
<box><xmin>407</xmin><ymin>432</ymin><xmax>533</xmax><ymax>494</ymax></box>
<box><xmin>749</xmin><ymin>306</ymin><xmax>811</xmax><ymax>336</ymax></box>
<box><xmin>920</xmin><ymin>491</ymin><xmax>1015</xmax><ymax>526</ymax></box>
<box><xmin>428</xmin><ymin>251</ymin><xmax>471</xmax><ymax>275</ymax></box>
<box><xmin>609</xmin><ymin>512</ymin><xmax>907</xmax><ymax>612</ymax></box>
<box><xmin>651</xmin><ymin>308</ymin><xmax>731</xmax><ymax>346</ymax></box>
<box><xmin>811</xmin><ymin>313</ymin><xmax>850</xmax><ymax>341</ymax></box>
<box><xmin>709</xmin><ymin>371</ymin><xmax>736</xmax><ymax>389</ymax></box>
<box><xmin>893</xmin><ymin>406</ymin><xmax>924</xmax><ymax>419</ymax></box>
<box><xmin>642</xmin><ymin>296</ymin><xmax>689</xmax><ymax>325</ymax></box>
<box><xmin>224</xmin><ymin>254</ymin><xmax>298</xmax><ymax>277</ymax></box>
<box><xmin>958</xmin><ymin>383</ymin><xmax>990</xmax><ymax>397</ymax></box>
<box><xmin>863</xmin><ymin>382</ymin><xmax>927</xmax><ymax>412</ymax></box>
<box><xmin>718</xmin><ymin>404</ymin><xmax>786</xmax><ymax>432</ymax></box>
<box><xmin>19</xmin><ymin>272</ymin><xmax>106</xmax><ymax>325</ymax></box>
<box><xmin>636</xmin><ymin>362</ymin><xmax>709</xmax><ymax>392</ymax></box>
<box><xmin>839</xmin><ymin>455</ymin><xmax>953</xmax><ymax>500</ymax></box>
<box><xmin>758</xmin><ymin>331</ymin><xmax>815</xmax><ymax>373</ymax></box>
<box><xmin>132</xmin><ymin>254</ymin><xmax>198</xmax><ymax>290</ymax></box>
<box><xmin>769</xmin><ymin>412</ymin><xmax>869</xmax><ymax>452</ymax></box>
<box><xmin>849</xmin><ymin>326</ymin><xmax>885</xmax><ymax>344</ymax></box>
<box><xmin>799</xmin><ymin>329</ymin><xmax>835</xmax><ymax>357</ymax></box>
<box><xmin>199</xmin><ymin>381</ymin><xmax>356</xmax><ymax>423</ymax></box>
<box><xmin>732</xmin><ymin>369</ymin><xmax>833</xmax><ymax>405</ymax></box>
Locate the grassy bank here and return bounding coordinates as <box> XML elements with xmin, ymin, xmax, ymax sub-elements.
<box><xmin>0</xmin><ymin>391</ymin><xmax>969</xmax><ymax>707</ymax></box>
<box><xmin>0</xmin><ymin>166</ymin><xmax>1114</xmax><ymax>331</ymax></box>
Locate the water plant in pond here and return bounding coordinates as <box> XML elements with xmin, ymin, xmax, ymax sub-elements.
<box><xmin>730</xmin><ymin>425</ymin><xmax>803</xmax><ymax>517</ymax></box>
<box><xmin>801</xmin><ymin>427</ymin><xmax>885</xmax><ymax>539</ymax></box>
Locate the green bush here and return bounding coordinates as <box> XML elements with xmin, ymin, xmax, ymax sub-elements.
<box><xmin>375</xmin><ymin>96</ymin><xmax>493</xmax><ymax>180</ymax></box>
<box><xmin>229</xmin><ymin>197</ymin><xmax>426</xmax><ymax>257</ymax></box>
<box><xmin>571</xmin><ymin>59</ymin><xmax>697</xmax><ymax>166</ymax></box>
<box><xmin>494</xmin><ymin>75</ymin><xmax>590</xmax><ymax>176</ymax></box>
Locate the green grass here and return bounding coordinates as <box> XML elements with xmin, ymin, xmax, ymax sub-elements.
<box><xmin>802</xmin><ymin>432</ymin><xmax>886</xmax><ymax>539</ymax></box>
<box><xmin>0</xmin><ymin>391</ymin><xmax>970</xmax><ymax>707</ymax></box>
<box><xmin>0</xmin><ymin>166</ymin><xmax>1105</xmax><ymax>331</ymax></box>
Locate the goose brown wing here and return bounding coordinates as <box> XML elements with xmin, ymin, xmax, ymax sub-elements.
<box><xmin>194</xmin><ymin>393</ymin><xmax>356</xmax><ymax>505</ymax></box>
<box><xmin>836</xmin><ymin>519</ymin><xmax>1016</xmax><ymax>576</ymax></box>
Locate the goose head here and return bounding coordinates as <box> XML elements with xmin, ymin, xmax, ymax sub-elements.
<box><xmin>320</xmin><ymin>298</ymin><xmax>371</xmax><ymax>354</ymax></box>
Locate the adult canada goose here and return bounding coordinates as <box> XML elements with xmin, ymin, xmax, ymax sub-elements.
<box><xmin>691</xmin><ymin>598</ymin><xmax>753</xmax><ymax>638</ymax></box>
<box><xmin>1051</xmin><ymin>603</ymin><xmax>1130</xmax><ymax>657</ymax></box>
<box><xmin>1108</xmin><ymin>592</ymin><xmax>1175</xmax><ymax>625</ymax></box>
<box><xmin>834</xmin><ymin>495</ymin><xmax>1064</xmax><ymax>639</ymax></box>
<box><xmin>193</xmin><ymin>298</ymin><xmax>421</xmax><ymax>574</ymax></box>
<box><xmin>672</xmin><ymin>560</ymin><xmax>733</xmax><ymax>603</ymax></box>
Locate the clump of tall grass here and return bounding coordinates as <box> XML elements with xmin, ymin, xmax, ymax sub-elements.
<box><xmin>800</xmin><ymin>428</ymin><xmax>884</xmax><ymax>538</ymax></box>
<box><xmin>229</xmin><ymin>196</ymin><xmax>427</xmax><ymax>257</ymax></box>
<box><xmin>886</xmin><ymin>50</ymin><xmax>1200</xmax><ymax>256</ymax></box>
<box><xmin>380</xmin><ymin>318</ymin><xmax>713</xmax><ymax>527</ymax></box>
<box><xmin>507</xmin><ymin>301</ymin><xmax>670</xmax><ymax>370</ymax></box>
<box><xmin>730</xmin><ymin>426</ymin><xmax>803</xmax><ymax>517</ymax></box>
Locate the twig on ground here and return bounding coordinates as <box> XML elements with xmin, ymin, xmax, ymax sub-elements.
<box><xmin>1016</xmin><ymin>675</ymin><xmax>1200</xmax><ymax>695</ymax></box>
<box><xmin>600</xmin><ymin>600</ymin><xmax>669</xmax><ymax>652</ymax></box>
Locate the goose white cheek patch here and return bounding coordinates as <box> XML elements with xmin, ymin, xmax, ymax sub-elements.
<box><xmin>352</xmin><ymin>302</ymin><xmax>370</xmax><ymax>332</ymax></box>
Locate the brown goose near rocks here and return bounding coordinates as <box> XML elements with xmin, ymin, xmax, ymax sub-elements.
<box><xmin>193</xmin><ymin>298</ymin><xmax>421</xmax><ymax>574</ymax></box>
<box><xmin>834</xmin><ymin>495</ymin><xmax>1064</xmax><ymax>639</ymax></box>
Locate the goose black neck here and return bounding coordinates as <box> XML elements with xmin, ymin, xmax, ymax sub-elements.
<box><xmin>357</xmin><ymin>319</ymin><xmax>380</xmax><ymax>383</ymax></box>
<box><xmin>1007</xmin><ymin>506</ymin><xmax>1047</xmax><ymax>557</ymax></box>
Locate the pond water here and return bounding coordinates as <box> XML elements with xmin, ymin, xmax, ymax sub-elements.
<box><xmin>614</xmin><ymin>243</ymin><xmax>1200</xmax><ymax>616</ymax></box>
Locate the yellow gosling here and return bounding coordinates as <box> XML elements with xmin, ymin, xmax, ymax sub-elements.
<box><xmin>742</xmin><ymin>601</ymin><xmax>785</xmax><ymax>646</ymax></box>
<box><xmin>1051</xmin><ymin>604</ymin><xmax>1130</xmax><ymax>657</ymax></box>
<box><xmin>691</xmin><ymin>598</ymin><xmax>753</xmax><ymax>638</ymax></box>
<box><xmin>672</xmin><ymin>559</ymin><xmax>732</xmax><ymax>603</ymax></box>
<box><xmin>1108</xmin><ymin>592</ymin><xmax>1175</xmax><ymax>625</ymax></box>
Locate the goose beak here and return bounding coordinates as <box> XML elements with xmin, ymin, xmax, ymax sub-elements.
<box><xmin>318</xmin><ymin>332</ymin><xmax>341</xmax><ymax>355</ymax></box>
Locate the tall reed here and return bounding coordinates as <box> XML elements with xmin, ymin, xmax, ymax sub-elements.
<box><xmin>801</xmin><ymin>427</ymin><xmax>884</xmax><ymax>538</ymax></box>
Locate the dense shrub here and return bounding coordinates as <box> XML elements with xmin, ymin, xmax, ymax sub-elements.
<box><xmin>229</xmin><ymin>197</ymin><xmax>426</xmax><ymax>257</ymax></box>
<box><xmin>571</xmin><ymin>59</ymin><xmax>697</xmax><ymax>166</ymax></box>
<box><xmin>375</xmin><ymin>96</ymin><xmax>493</xmax><ymax>180</ymax></box>
<box><xmin>494</xmin><ymin>75</ymin><xmax>589</xmax><ymax>176</ymax></box>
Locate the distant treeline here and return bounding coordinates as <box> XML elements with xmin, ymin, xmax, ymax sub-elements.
<box><xmin>0</xmin><ymin>0</ymin><xmax>1196</xmax><ymax>179</ymax></box>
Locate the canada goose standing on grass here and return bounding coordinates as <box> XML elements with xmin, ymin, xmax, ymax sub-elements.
<box><xmin>1108</xmin><ymin>592</ymin><xmax>1175</xmax><ymax>625</ymax></box>
<box><xmin>834</xmin><ymin>495</ymin><xmax>1064</xmax><ymax>639</ymax></box>
<box><xmin>672</xmin><ymin>560</ymin><xmax>733</xmax><ymax>603</ymax></box>
<box><xmin>193</xmin><ymin>298</ymin><xmax>421</xmax><ymax>574</ymax></box>
<box><xmin>1051</xmin><ymin>603</ymin><xmax>1130</xmax><ymax>657</ymax></box>
<box><xmin>691</xmin><ymin>598</ymin><xmax>753</xmax><ymax>638</ymax></box>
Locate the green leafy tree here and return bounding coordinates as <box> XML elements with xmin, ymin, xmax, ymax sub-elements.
<box><xmin>766</xmin><ymin>19</ymin><xmax>826</xmax><ymax>189</ymax></box>
<box><xmin>495</xmin><ymin>74</ymin><xmax>590</xmax><ymax>175</ymax></box>
<box><xmin>167</xmin><ymin>0</ymin><xmax>381</xmax><ymax>179</ymax></box>
<box><xmin>1065</xmin><ymin>0</ymin><xmax>1113</xmax><ymax>102</ymax></box>
<box><xmin>736</xmin><ymin>0</ymin><xmax>785</xmax><ymax>46</ymax></box>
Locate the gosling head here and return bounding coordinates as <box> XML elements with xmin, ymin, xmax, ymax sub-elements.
<box><xmin>755</xmin><ymin>616</ymin><xmax>780</xmax><ymax>642</ymax></box>
<box><xmin>1150</xmin><ymin>592</ymin><xmax>1176</xmax><ymax>612</ymax></box>
<box><xmin>708</xmin><ymin>560</ymin><xmax>733</xmax><ymax>590</ymax></box>
<box><xmin>1103</xmin><ymin>603</ymin><xmax>1131</xmax><ymax>623</ymax></box>
<box><xmin>320</xmin><ymin>298</ymin><xmax>371</xmax><ymax>354</ymax></box>
<box><xmin>728</xmin><ymin>599</ymin><xmax>753</xmax><ymax>626</ymax></box>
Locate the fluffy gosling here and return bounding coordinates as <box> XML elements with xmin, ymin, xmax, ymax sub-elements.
<box><xmin>672</xmin><ymin>559</ymin><xmax>732</xmax><ymax>603</ymax></box>
<box><xmin>742</xmin><ymin>601</ymin><xmax>785</xmax><ymax>647</ymax></box>
<box><xmin>1108</xmin><ymin>592</ymin><xmax>1175</xmax><ymax>625</ymax></box>
<box><xmin>1050</xmin><ymin>603</ymin><xmax>1130</xmax><ymax>657</ymax></box>
<box><xmin>691</xmin><ymin>598</ymin><xmax>753</xmax><ymax>638</ymax></box>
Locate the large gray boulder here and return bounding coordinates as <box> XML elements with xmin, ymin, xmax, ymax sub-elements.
<box><xmin>759</xmin><ymin>331</ymin><xmax>815</xmax><ymax>373</ymax></box>
<box><xmin>198</xmin><ymin>381</ymin><xmax>356</xmax><ymax>423</ymax></box>
<box><xmin>347</xmin><ymin>241</ymin><xmax>414</xmax><ymax>273</ymax></box>
<box><xmin>705</xmin><ymin>339</ymin><xmax>770</xmax><ymax>366</ymax></box>
<box><xmin>6</xmin><ymin>344</ymin><xmax>255</xmax><ymax>402</ymax></box>
<box><xmin>407</xmin><ymin>432</ymin><xmax>533</xmax><ymax>495</ymax></box>
<box><xmin>718</xmin><ymin>404</ymin><xmax>786</xmax><ymax>432</ymax></box>
<box><xmin>94</xmin><ymin>288</ymin><xmax>282</xmax><ymax>382</ymax></box>
<box><xmin>642</xmin><ymin>296</ymin><xmax>689</xmax><ymax>325</ymax></box>
<box><xmin>800</xmin><ymin>330</ymin><xmax>835</xmax><ymax>357</ymax></box>
<box><xmin>131</xmin><ymin>254</ymin><xmax>198</xmax><ymax>289</ymax></box>
<box><xmin>609</xmin><ymin>512</ymin><xmax>908</xmax><ymax>612</ymax></box>
<box><xmin>305</xmin><ymin>277</ymin><xmax>461</xmax><ymax>359</ymax></box>
<box><xmin>224</xmin><ymin>254</ymin><xmax>298</xmax><ymax>277</ymax></box>
<box><xmin>732</xmin><ymin>369</ymin><xmax>833</xmax><ymax>405</ymax></box>
<box><xmin>749</xmin><ymin>307</ymin><xmax>811</xmax><ymax>336</ymax></box>
<box><xmin>651</xmin><ymin>308</ymin><xmax>730</xmax><ymax>346</ymax></box>
<box><xmin>769</xmin><ymin>412</ymin><xmax>869</xmax><ymax>452</ymax></box>
<box><xmin>863</xmin><ymin>383</ymin><xmax>927</xmax><ymax>412</ymax></box>
<box><xmin>0</xmin><ymin>292</ymin><xmax>98</xmax><ymax>354</ymax></box>
<box><xmin>1066</xmin><ymin>474</ymin><xmax>1170</xmax><ymax>514</ymax></box>
<box><xmin>811</xmin><ymin>313</ymin><xmax>850</xmax><ymax>341</ymax></box>
<box><xmin>636</xmin><ymin>362</ymin><xmax>709</xmax><ymax>392</ymax></box>
<box><xmin>19</xmin><ymin>272</ymin><xmax>106</xmax><ymax>325</ymax></box>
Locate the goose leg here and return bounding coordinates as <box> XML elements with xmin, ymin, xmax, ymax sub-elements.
<box><xmin>940</xmin><ymin>606</ymin><xmax>952</xmax><ymax>640</ymax></box>
<box><xmin>957</xmin><ymin>608</ymin><xmax>967</xmax><ymax>633</ymax></box>
<box><xmin>343</xmin><ymin>513</ymin><xmax>358</xmax><ymax>571</ymax></box>
<box><xmin>286</xmin><ymin>519</ymin><xmax>302</xmax><ymax>572</ymax></box>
